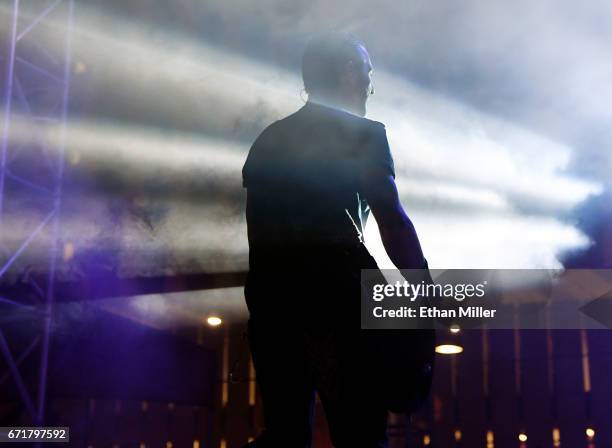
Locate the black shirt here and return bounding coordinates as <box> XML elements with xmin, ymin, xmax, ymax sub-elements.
<box><xmin>243</xmin><ymin>101</ymin><xmax>395</xmax><ymax>275</ymax></box>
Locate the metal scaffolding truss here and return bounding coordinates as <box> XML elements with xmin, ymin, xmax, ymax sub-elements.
<box><xmin>0</xmin><ymin>0</ymin><xmax>74</xmax><ymax>425</ymax></box>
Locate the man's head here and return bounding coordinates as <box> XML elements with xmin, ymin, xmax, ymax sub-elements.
<box><xmin>302</xmin><ymin>33</ymin><xmax>374</xmax><ymax>117</ymax></box>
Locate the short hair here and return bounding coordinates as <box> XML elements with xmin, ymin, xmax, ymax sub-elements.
<box><xmin>301</xmin><ymin>32</ymin><xmax>366</xmax><ymax>95</ymax></box>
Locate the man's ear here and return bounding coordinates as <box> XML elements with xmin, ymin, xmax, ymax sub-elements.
<box><xmin>340</xmin><ymin>60</ymin><xmax>357</xmax><ymax>87</ymax></box>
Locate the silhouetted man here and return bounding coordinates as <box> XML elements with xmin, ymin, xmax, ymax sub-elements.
<box><xmin>242</xmin><ymin>33</ymin><xmax>430</xmax><ymax>447</ymax></box>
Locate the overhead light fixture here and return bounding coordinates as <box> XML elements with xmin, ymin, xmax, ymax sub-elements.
<box><xmin>586</xmin><ymin>427</ymin><xmax>595</xmax><ymax>439</ymax></box>
<box><xmin>206</xmin><ymin>316</ymin><xmax>222</xmax><ymax>327</ymax></box>
<box><xmin>486</xmin><ymin>430</ymin><xmax>494</xmax><ymax>448</ymax></box>
<box><xmin>454</xmin><ymin>429</ymin><xmax>462</xmax><ymax>441</ymax></box>
<box><xmin>435</xmin><ymin>344</ymin><xmax>463</xmax><ymax>355</ymax></box>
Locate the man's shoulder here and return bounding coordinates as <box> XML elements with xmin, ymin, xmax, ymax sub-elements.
<box><xmin>278</xmin><ymin>102</ymin><xmax>387</xmax><ymax>135</ymax></box>
<box><xmin>251</xmin><ymin>106</ymin><xmax>388</xmax><ymax>154</ymax></box>
<box><xmin>333</xmin><ymin>110</ymin><xmax>385</xmax><ymax>133</ymax></box>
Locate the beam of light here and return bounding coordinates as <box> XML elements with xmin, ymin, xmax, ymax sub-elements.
<box><xmin>370</xmin><ymin>71</ymin><xmax>601</xmax><ymax>213</ymax></box>
<box><xmin>364</xmin><ymin>212</ymin><xmax>589</xmax><ymax>269</ymax></box>
<box><xmin>0</xmin><ymin>3</ymin><xmax>601</xmax><ymax>275</ymax></box>
<box><xmin>1</xmin><ymin>119</ymin><xmax>253</xmax><ymax>277</ymax></box>
<box><xmin>2</xmin><ymin>116</ymin><xmax>589</xmax><ymax>273</ymax></box>
<box><xmin>7</xmin><ymin>117</ymin><xmax>245</xmax><ymax>183</ymax></box>
<box><xmin>0</xmin><ymin>3</ymin><xmax>303</xmax><ymax>139</ymax></box>
<box><xmin>0</xmin><ymin>200</ymin><xmax>251</xmax><ymax>279</ymax></box>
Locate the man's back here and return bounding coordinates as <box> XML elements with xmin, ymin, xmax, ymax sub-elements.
<box><xmin>243</xmin><ymin>101</ymin><xmax>395</xmax><ymax>273</ymax></box>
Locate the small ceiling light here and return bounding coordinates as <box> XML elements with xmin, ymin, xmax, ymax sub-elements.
<box><xmin>63</xmin><ymin>242</ymin><xmax>75</xmax><ymax>261</ymax></box>
<box><xmin>518</xmin><ymin>433</ymin><xmax>527</xmax><ymax>443</ymax></box>
<box><xmin>206</xmin><ymin>316</ymin><xmax>222</xmax><ymax>327</ymax></box>
<box><xmin>586</xmin><ymin>428</ymin><xmax>595</xmax><ymax>439</ymax></box>
<box><xmin>486</xmin><ymin>430</ymin><xmax>494</xmax><ymax>448</ymax></box>
<box><xmin>74</xmin><ymin>61</ymin><xmax>87</xmax><ymax>74</ymax></box>
<box><xmin>552</xmin><ymin>427</ymin><xmax>561</xmax><ymax>447</ymax></box>
<box><xmin>450</xmin><ymin>325</ymin><xmax>461</xmax><ymax>334</ymax></box>
<box><xmin>435</xmin><ymin>344</ymin><xmax>463</xmax><ymax>355</ymax></box>
<box><xmin>454</xmin><ymin>429</ymin><xmax>462</xmax><ymax>441</ymax></box>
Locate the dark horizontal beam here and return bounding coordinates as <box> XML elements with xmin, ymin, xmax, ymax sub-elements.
<box><xmin>0</xmin><ymin>271</ymin><xmax>247</xmax><ymax>303</ymax></box>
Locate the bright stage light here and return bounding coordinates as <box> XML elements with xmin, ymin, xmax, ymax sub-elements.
<box><xmin>518</xmin><ymin>433</ymin><xmax>528</xmax><ymax>442</ymax></box>
<box><xmin>435</xmin><ymin>344</ymin><xmax>463</xmax><ymax>355</ymax></box>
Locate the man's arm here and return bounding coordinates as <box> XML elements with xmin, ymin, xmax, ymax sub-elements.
<box><xmin>362</xmin><ymin>171</ymin><xmax>427</xmax><ymax>270</ymax></box>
